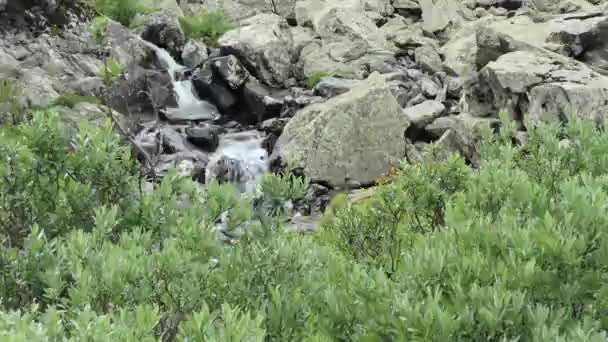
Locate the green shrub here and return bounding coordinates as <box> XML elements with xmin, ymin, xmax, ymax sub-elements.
<box><xmin>92</xmin><ymin>0</ymin><xmax>152</xmax><ymax>27</ymax></box>
<box><xmin>0</xmin><ymin>80</ymin><xmax>27</xmax><ymax>125</ymax></box>
<box><xmin>1</xmin><ymin>109</ymin><xmax>608</xmax><ymax>341</ymax></box>
<box><xmin>51</xmin><ymin>93</ymin><xmax>100</xmax><ymax>109</ymax></box>
<box><xmin>178</xmin><ymin>10</ymin><xmax>234</xmax><ymax>47</ymax></box>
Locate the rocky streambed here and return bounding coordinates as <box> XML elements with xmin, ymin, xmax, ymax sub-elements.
<box><xmin>2</xmin><ymin>0</ymin><xmax>608</xmax><ymax>229</ymax></box>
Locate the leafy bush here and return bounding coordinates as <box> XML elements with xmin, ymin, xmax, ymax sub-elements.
<box><xmin>1</xmin><ymin>110</ymin><xmax>608</xmax><ymax>341</ymax></box>
<box><xmin>0</xmin><ymin>80</ymin><xmax>27</xmax><ymax>125</ymax></box>
<box><xmin>51</xmin><ymin>93</ymin><xmax>100</xmax><ymax>109</ymax></box>
<box><xmin>178</xmin><ymin>10</ymin><xmax>234</xmax><ymax>47</ymax></box>
<box><xmin>92</xmin><ymin>0</ymin><xmax>152</xmax><ymax>27</ymax></box>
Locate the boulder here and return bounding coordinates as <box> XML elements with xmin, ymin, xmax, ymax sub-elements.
<box><xmin>107</xmin><ymin>64</ymin><xmax>177</xmax><ymax>116</ymax></box>
<box><xmin>403</xmin><ymin>100</ymin><xmax>446</xmax><ymax>128</ymax></box>
<box><xmin>382</xmin><ymin>17</ymin><xmax>440</xmax><ymax>50</ymax></box>
<box><xmin>191</xmin><ymin>61</ymin><xmax>238</xmax><ymax>113</ymax></box>
<box><xmin>218</xmin><ymin>13</ymin><xmax>294</xmax><ymax>87</ymax></box>
<box><xmin>134</xmin><ymin>11</ymin><xmax>186</xmax><ymax>58</ymax></box>
<box><xmin>271</xmin><ymin>72</ymin><xmax>410</xmax><ymax>188</ymax></box>
<box><xmin>241</xmin><ymin>79</ymin><xmax>284</xmax><ymax>123</ymax></box>
<box><xmin>313</xmin><ymin>77</ymin><xmax>360</xmax><ymax>97</ymax></box>
<box><xmin>185</xmin><ymin>125</ymin><xmax>221</xmax><ymax>152</ymax></box>
<box><xmin>211</xmin><ymin>55</ymin><xmax>250</xmax><ymax>90</ymax></box>
<box><xmin>314</xmin><ymin>7</ymin><xmax>388</xmax><ymax>54</ymax></box>
<box><xmin>544</xmin><ymin>13</ymin><xmax>608</xmax><ymax>73</ymax></box>
<box><xmin>181</xmin><ymin>40</ymin><xmax>208</xmax><ymax>68</ymax></box>
<box><xmin>415</xmin><ymin>45</ymin><xmax>444</xmax><ymax>74</ymax></box>
<box><xmin>476</xmin><ymin>50</ymin><xmax>608</xmax><ymax>125</ymax></box>
<box><xmin>418</xmin><ymin>0</ymin><xmax>475</xmax><ymax>33</ymax></box>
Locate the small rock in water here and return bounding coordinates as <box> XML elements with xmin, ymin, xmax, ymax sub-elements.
<box><xmin>182</xmin><ymin>40</ymin><xmax>208</xmax><ymax>68</ymax></box>
<box><xmin>185</xmin><ymin>126</ymin><xmax>220</xmax><ymax>152</ymax></box>
<box><xmin>205</xmin><ymin>131</ymin><xmax>269</xmax><ymax>193</ymax></box>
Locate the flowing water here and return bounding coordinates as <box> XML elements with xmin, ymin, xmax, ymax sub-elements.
<box><xmin>147</xmin><ymin>44</ymin><xmax>269</xmax><ymax>194</ymax></box>
<box><xmin>151</xmin><ymin>46</ymin><xmax>219</xmax><ymax>121</ymax></box>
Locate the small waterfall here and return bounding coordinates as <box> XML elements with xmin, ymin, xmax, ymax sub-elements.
<box><xmin>205</xmin><ymin>131</ymin><xmax>269</xmax><ymax>194</ymax></box>
<box><xmin>145</xmin><ymin>43</ymin><xmax>269</xmax><ymax>194</ymax></box>
<box><xmin>151</xmin><ymin>45</ymin><xmax>219</xmax><ymax>121</ymax></box>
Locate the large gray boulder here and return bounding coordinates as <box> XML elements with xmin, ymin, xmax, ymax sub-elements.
<box><xmin>271</xmin><ymin>72</ymin><xmax>410</xmax><ymax>188</ymax></box>
<box><xmin>133</xmin><ymin>11</ymin><xmax>186</xmax><ymax>58</ymax></box>
<box><xmin>476</xmin><ymin>50</ymin><xmax>608</xmax><ymax>125</ymax></box>
<box><xmin>218</xmin><ymin>13</ymin><xmax>294</xmax><ymax>87</ymax></box>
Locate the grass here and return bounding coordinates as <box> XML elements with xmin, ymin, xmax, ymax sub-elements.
<box><xmin>51</xmin><ymin>93</ymin><xmax>101</xmax><ymax>109</ymax></box>
<box><xmin>178</xmin><ymin>10</ymin><xmax>235</xmax><ymax>47</ymax></box>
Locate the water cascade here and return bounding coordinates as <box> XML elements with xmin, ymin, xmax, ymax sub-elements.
<box><xmin>140</xmin><ymin>43</ymin><xmax>270</xmax><ymax>194</ymax></box>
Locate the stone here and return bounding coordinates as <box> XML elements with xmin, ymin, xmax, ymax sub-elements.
<box><xmin>181</xmin><ymin>40</ymin><xmax>208</xmax><ymax>68</ymax></box>
<box><xmin>314</xmin><ymin>7</ymin><xmax>388</xmax><ymax>52</ymax></box>
<box><xmin>107</xmin><ymin>64</ymin><xmax>177</xmax><ymax>116</ymax></box>
<box><xmin>160</xmin><ymin>127</ymin><xmax>189</xmax><ymax>154</ymax></box>
<box><xmin>185</xmin><ymin>125</ymin><xmax>221</xmax><ymax>151</ymax></box>
<box><xmin>271</xmin><ymin>72</ymin><xmax>410</xmax><ymax>188</ymax></box>
<box><xmin>425</xmin><ymin>113</ymin><xmax>500</xmax><ymax>139</ymax></box>
<box><xmin>219</xmin><ymin>13</ymin><xmax>294</xmax><ymax>87</ymax></box>
<box><xmin>403</xmin><ymin>100</ymin><xmax>446</xmax><ymax>128</ymax></box>
<box><xmin>415</xmin><ymin>45</ymin><xmax>443</xmax><ymax>74</ymax></box>
<box><xmin>382</xmin><ymin>18</ymin><xmax>440</xmax><ymax>50</ymax></box>
<box><xmin>211</xmin><ymin>55</ymin><xmax>250</xmax><ymax>90</ymax></box>
<box><xmin>191</xmin><ymin>62</ymin><xmax>238</xmax><ymax>113</ymax></box>
<box><xmin>313</xmin><ymin>77</ymin><xmax>360</xmax><ymax>98</ymax></box>
<box><xmin>477</xmin><ymin>50</ymin><xmax>608</xmax><ymax>125</ymax></box>
<box><xmin>435</xmin><ymin>128</ymin><xmax>481</xmax><ymax>167</ymax></box>
<box><xmin>134</xmin><ymin>11</ymin><xmax>186</xmax><ymax>58</ymax></box>
<box><xmin>392</xmin><ymin>0</ymin><xmax>422</xmax><ymax>17</ymax></box>
<box><xmin>241</xmin><ymin>79</ymin><xmax>284</xmax><ymax>123</ymax></box>
<box><xmin>418</xmin><ymin>0</ymin><xmax>474</xmax><ymax>33</ymax></box>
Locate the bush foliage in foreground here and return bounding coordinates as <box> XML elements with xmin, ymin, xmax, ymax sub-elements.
<box><xmin>0</xmin><ymin>111</ymin><xmax>607</xmax><ymax>340</ymax></box>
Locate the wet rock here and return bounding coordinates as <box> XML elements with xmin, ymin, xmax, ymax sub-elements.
<box><xmin>181</xmin><ymin>40</ymin><xmax>208</xmax><ymax>68</ymax></box>
<box><xmin>211</xmin><ymin>55</ymin><xmax>250</xmax><ymax>90</ymax></box>
<box><xmin>271</xmin><ymin>72</ymin><xmax>410</xmax><ymax>188</ymax></box>
<box><xmin>107</xmin><ymin>64</ymin><xmax>177</xmax><ymax>116</ymax></box>
<box><xmin>403</xmin><ymin>100</ymin><xmax>446</xmax><ymax>128</ymax></box>
<box><xmin>160</xmin><ymin>127</ymin><xmax>189</xmax><ymax>154</ymax></box>
<box><xmin>241</xmin><ymin>79</ymin><xmax>284</xmax><ymax>123</ymax></box>
<box><xmin>219</xmin><ymin>13</ymin><xmax>294</xmax><ymax>87</ymax></box>
<box><xmin>185</xmin><ymin>125</ymin><xmax>221</xmax><ymax>152</ymax></box>
<box><xmin>134</xmin><ymin>11</ymin><xmax>186</xmax><ymax>58</ymax></box>
<box><xmin>313</xmin><ymin>77</ymin><xmax>360</xmax><ymax>98</ymax></box>
<box><xmin>191</xmin><ymin>62</ymin><xmax>238</xmax><ymax>113</ymax></box>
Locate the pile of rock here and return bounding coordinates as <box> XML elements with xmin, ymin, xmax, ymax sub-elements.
<box><xmin>3</xmin><ymin>0</ymin><xmax>608</xmax><ymax>220</ymax></box>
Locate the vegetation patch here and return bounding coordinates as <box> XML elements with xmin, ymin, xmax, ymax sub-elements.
<box><xmin>51</xmin><ymin>93</ymin><xmax>100</xmax><ymax>109</ymax></box>
<box><xmin>178</xmin><ymin>10</ymin><xmax>235</xmax><ymax>47</ymax></box>
<box><xmin>0</xmin><ymin>104</ymin><xmax>608</xmax><ymax>340</ymax></box>
<box><xmin>91</xmin><ymin>0</ymin><xmax>154</xmax><ymax>27</ymax></box>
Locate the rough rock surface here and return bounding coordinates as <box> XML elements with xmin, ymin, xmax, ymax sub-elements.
<box><xmin>133</xmin><ymin>11</ymin><xmax>186</xmax><ymax>58</ymax></box>
<box><xmin>271</xmin><ymin>72</ymin><xmax>409</xmax><ymax>188</ymax></box>
<box><xmin>476</xmin><ymin>50</ymin><xmax>608</xmax><ymax>126</ymax></box>
<box><xmin>218</xmin><ymin>13</ymin><xmax>294</xmax><ymax>88</ymax></box>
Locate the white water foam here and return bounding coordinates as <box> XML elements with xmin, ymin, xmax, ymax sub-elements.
<box><xmin>150</xmin><ymin>45</ymin><xmax>218</xmax><ymax>121</ymax></box>
<box><xmin>205</xmin><ymin>131</ymin><xmax>269</xmax><ymax>194</ymax></box>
